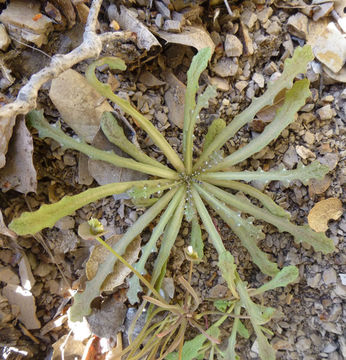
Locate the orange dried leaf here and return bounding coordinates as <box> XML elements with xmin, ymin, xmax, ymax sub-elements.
<box><xmin>308</xmin><ymin>198</ymin><xmax>343</xmax><ymax>232</ymax></box>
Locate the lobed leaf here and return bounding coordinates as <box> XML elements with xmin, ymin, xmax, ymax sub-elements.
<box><xmin>218</xmin><ymin>251</ymin><xmax>238</xmax><ymax>299</ymax></box>
<box><xmin>193</xmin><ymin>45</ymin><xmax>314</xmax><ymax>171</ymax></box>
<box><xmin>203</xmin><ymin>118</ymin><xmax>226</xmax><ymax>152</ymax></box>
<box><xmin>69</xmin><ymin>188</ymin><xmax>178</xmax><ymax>322</ymax></box>
<box><xmin>213</xmin><ymin>79</ymin><xmax>311</xmax><ymax>170</ymax></box>
<box><xmin>251</xmin><ymin>266</ymin><xmax>299</xmax><ymax>296</ymax></box>
<box><xmin>201</xmin><ymin>182</ymin><xmax>335</xmax><ymax>254</ymax></box>
<box><xmin>86</xmin><ymin>57</ymin><xmax>185</xmax><ymax>172</ymax></box>
<box><xmin>252</xmin><ymin>324</ymin><xmax>276</xmax><ymax>360</ymax></box>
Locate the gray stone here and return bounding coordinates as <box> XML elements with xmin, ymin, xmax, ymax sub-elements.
<box><xmin>317</xmin><ymin>104</ymin><xmax>336</xmax><ymax>120</ymax></box>
<box><xmin>283</xmin><ymin>145</ymin><xmax>298</xmax><ymax>169</ymax></box>
<box><xmin>266</xmin><ymin>21</ymin><xmax>281</xmax><ymax>35</ymax></box>
<box><xmin>241</xmin><ymin>10</ymin><xmax>257</xmax><ymax>30</ymax></box>
<box><xmin>318</xmin><ymin>153</ymin><xmax>339</xmax><ymax>170</ymax></box>
<box><xmin>163</xmin><ymin>20</ymin><xmax>181</xmax><ymax>33</ymax></box>
<box><xmin>209</xmin><ymin>77</ymin><xmax>230</xmax><ymax>91</ymax></box>
<box><xmin>323</xmin><ymin>268</ymin><xmax>337</xmax><ymax>285</ymax></box>
<box><xmin>155</xmin><ymin>13</ymin><xmax>163</xmax><ymax>28</ymax></box>
<box><xmin>307</xmin><ymin>273</ymin><xmax>321</xmax><ymax>288</ymax></box>
<box><xmin>296</xmin><ymin>337</ymin><xmax>311</xmax><ymax>351</ymax></box>
<box><xmin>155</xmin><ymin>1</ymin><xmax>170</xmax><ymax>19</ymax></box>
<box><xmin>257</xmin><ymin>7</ymin><xmax>273</xmax><ymax>23</ymax></box>
<box><xmin>287</xmin><ymin>13</ymin><xmax>309</xmax><ymax>40</ymax></box>
<box><xmin>252</xmin><ymin>73</ymin><xmax>264</xmax><ymax>88</ymax></box>
<box><xmin>212</xmin><ymin>58</ymin><xmax>238</xmax><ymax>78</ymax></box>
<box><xmin>224</xmin><ymin>34</ymin><xmax>243</xmax><ymax>57</ymax></box>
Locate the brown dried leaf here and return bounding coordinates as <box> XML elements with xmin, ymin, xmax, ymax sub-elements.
<box><xmin>49</xmin><ymin>69</ymin><xmax>113</xmax><ymax>143</ymax></box>
<box><xmin>0</xmin><ymin>116</ymin><xmax>37</xmax><ymax>194</ymax></box>
<box><xmin>308</xmin><ymin>198</ymin><xmax>343</xmax><ymax>232</ymax></box>
<box><xmin>86</xmin><ymin>235</ymin><xmax>141</xmax><ymax>292</ymax></box>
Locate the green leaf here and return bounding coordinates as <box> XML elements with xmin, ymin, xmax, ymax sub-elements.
<box><xmin>127</xmin><ymin>188</ymin><xmax>185</xmax><ymax>304</ymax></box>
<box><xmin>251</xmin><ymin>266</ymin><xmax>299</xmax><ymax>296</ymax></box>
<box><xmin>201</xmin><ymin>182</ymin><xmax>335</xmax><ymax>254</ymax></box>
<box><xmin>69</xmin><ymin>188</ymin><xmax>178</xmax><ymax>322</ymax></box>
<box><xmin>194</xmin><ymin>45</ymin><xmax>314</xmax><ymax>171</ymax></box>
<box><xmin>237</xmin><ymin>320</ymin><xmax>250</xmax><ymax>339</ymax></box>
<box><xmin>200</xmin><ymin>160</ymin><xmax>330</xmax><ymax>185</ymax></box>
<box><xmin>214</xmin><ymin>299</ymin><xmax>231</xmax><ymax>313</ymax></box>
<box><xmin>85</xmin><ymin>57</ymin><xmax>185</xmax><ymax>172</ymax></box>
<box><xmin>218</xmin><ymin>251</ymin><xmax>238</xmax><ymax>298</ymax></box>
<box><xmin>183</xmin><ymin>47</ymin><xmax>213</xmax><ymax>173</ymax></box>
<box><xmin>195</xmin><ymin>184</ymin><xmax>279</xmax><ymax>277</ymax></box>
<box><xmin>237</xmin><ymin>278</ymin><xmax>275</xmax><ymax>326</ymax></box>
<box><xmin>27</xmin><ymin>110</ymin><xmax>178</xmax><ymax>179</ymax></box>
<box><xmin>214</xmin><ymin>79</ymin><xmax>311</xmax><ymax>170</ymax></box>
<box><xmin>9</xmin><ymin>180</ymin><xmax>154</xmax><ymax>235</ymax></box>
<box><xmin>190</xmin><ymin>217</ymin><xmax>204</xmax><ymax>260</ymax></box>
<box><xmin>203</xmin><ymin>118</ymin><xmax>226</xmax><ymax>152</ymax></box>
<box><xmin>101</xmin><ymin>111</ymin><xmax>168</xmax><ymax>170</ymax></box>
<box><xmin>253</xmin><ymin>323</ymin><xmax>276</xmax><ymax>360</ymax></box>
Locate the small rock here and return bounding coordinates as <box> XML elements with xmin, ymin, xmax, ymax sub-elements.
<box><xmin>307</xmin><ymin>273</ymin><xmax>321</xmax><ymax>288</ymax></box>
<box><xmin>55</xmin><ymin>216</ymin><xmax>75</xmax><ymax>231</ymax></box>
<box><xmin>0</xmin><ymin>24</ymin><xmax>10</xmax><ymax>51</ymax></box>
<box><xmin>340</xmin><ymin>274</ymin><xmax>346</xmax><ymax>285</ymax></box>
<box><xmin>323</xmin><ymin>343</ymin><xmax>338</xmax><ymax>353</ymax></box>
<box><xmin>241</xmin><ymin>10</ymin><xmax>257</xmax><ymax>30</ymax></box>
<box><xmin>303</xmin><ymin>131</ymin><xmax>315</xmax><ymax>145</ymax></box>
<box><xmin>163</xmin><ymin>20</ymin><xmax>181</xmax><ymax>33</ymax></box>
<box><xmin>209</xmin><ymin>77</ymin><xmax>230</xmax><ymax>91</ymax></box>
<box><xmin>283</xmin><ymin>146</ymin><xmax>298</xmax><ymax>169</ymax></box>
<box><xmin>18</xmin><ymin>255</ymin><xmax>35</xmax><ymax>290</ymax></box>
<box><xmin>34</xmin><ymin>263</ymin><xmax>53</xmax><ymax>277</ymax></box>
<box><xmin>209</xmin><ymin>284</ymin><xmax>228</xmax><ymax>298</ymax></box>
<box><xmin>339</xmin><ymin>336</ymin><xmax>346</xmax><ymax>358</ymax></box>
<box><xmin>212</xmin><ymin>58</ymin><xmax>238</xmax><ymax>78</ymax></box>
<box><xmin>322</xmin><ymin>322</ymin><xmax>343</xmax><ymax>335</ymax></box>
<box><xmin>316</xmin><ymin>104</ymin><xmax>335</xmax><ymax>120</ymax></box>
<box><xmin>287</xmin><ymin>13</ymin><xmax>309</xmax><ymax>40</ymax></box>
<box><xmin>252</xmin><ymin>73</ymin><xmax>265</xmax><ymax>88</ymax></box>
<box><xmin>155</xmin><ymin>1</ymin><xmax>170</xmax><ymax>19</ymax></box>
<box><xmin>312</xmin><ymin>2</ymin><xmax>334</xmax><ymax>21</ymax></box>
<box><xmin>308</xmin><ymin>176</ymin><xmax>331</xmax><ymax>197</ymax></box>
<box><xmin>235</xmin><ymin>80</ymin><xmax>248</xmax><ymax>92</ymax></box>
<box><xmin>224</xmin><ymin>34</ymin><xmax>243</xmax><ymax>57</ymax></box>
<box><xmin>296</xmin><ymin>145</ymin><xmax>316</xmax><ymax>160</ymax></box>
<box><xmin>0</xmin><ymin>267</ymin><xmax>20</xmax><ymax>285</ymax></box>
<box><xmin>156</xmin><ymin>111</ymin><xmax>168</xmax><ymax>125</ymax></box>
<box><xmin>296</xmin><ymin>337</ymin><xmax>312</xmax><ymax>352</ymax></box>
<box><xmin>239</xmin><ymin>23</ymin><xmax>254</xmax><ymax>55</ymax></box>
<box><xmin>139</xmin><ymin>71</ymin><xmax>165</xmax><ymax>88</ymax></box>
<box><xmin>257</xmin><ymin>7</ymin><xmax>273</xmax><ymax>23</ymax></box>
<box><xmin>323</xmin><ymin>268</ymin><xmax>337</xmax><ymax>285</ymax></box>
<box><xmin>155</xmin><ymin>13</ymin><xmax>163</xmax><ymax>28</ymax></box>
<box><xmin>0</xmin><ymin>0</ymin><xmax>53</xmax><ymax>47</ymax></box>
<box><xmin>63</xmin><ymin>153</ymin><xmax>76</xmax><ymax>166</ymax></box>
<box><xmin>266</xmin><ymin>21</ymin><xmax>281</xmax><ymax>35</ymax></box>
<box><xmin>318</xmin><ymin>153</ymin><xmax>339</xmax><ymax>170</ymax></box>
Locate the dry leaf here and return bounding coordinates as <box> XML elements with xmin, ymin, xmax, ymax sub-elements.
<box><xmin>86</xmin><ymin>235</ymin><xmax>141</xmax><ymax>292</ymax></box>
<box><xmin>308</xmin><ymin>198</ymin><xmax>343</xmax><ymax>232</ymax></box>
<box><xmin>0</xmin><ymin>116</ymin><xmax>37</xmax><ymax>194</ymax></box>
<box><xmin>157</xmin><ymin>26</ymin><xmax>215</xmax><ymax>53</ymax></box>
<box><xmin>49</xmin><ymin>69</ymin><xmax>113</xmax><ymax>143</ymax></box>
<box><xmin>0</xmin><ymin>209</ymin><xmax>17</xmax><ymax>238</ymax></box>
<box><xmin>164</xmin><ymin>71</ymin><xmax>186</xmax><ymax>129</ymax></box>
<box><xmin>52</xmin><ymin>334</ymin><xmax>85</xmax><ymax>360</ymax></box>
<box><xmin>108</xmin><ymin>4</ymin><xmax>161</xmax><ymax>51</ymax></box>
<box><xmin>3</xmin><ymin>284</ymin><xmax>41</xmax><ymax>329</ymax></box>
<box><xmin>88</xmin><ymin>130</ymin><xmax>147</xmax><ymax>199</ymax></box>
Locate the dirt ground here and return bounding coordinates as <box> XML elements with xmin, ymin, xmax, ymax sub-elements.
<box><xmin>0</xmin><ymin>0</ymin><xmax>345</xmax><ymax>359</ymax></box>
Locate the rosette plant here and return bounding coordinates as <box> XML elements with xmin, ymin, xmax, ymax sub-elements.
<box><xmin>9</xmin><ymin>45</ymin><xmax>334</xmax><ymax>358</ymax></box>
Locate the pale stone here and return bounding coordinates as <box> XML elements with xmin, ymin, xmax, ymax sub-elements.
<box><xmin>163</xmin><ymin>20</ymin><xmax>181</xmax><ymax>33</ymax></box>
<box><xmin>224</xmin><ymin>34</ymin><xmax>243</xmax><ymax>57</ymax></box>
<box><xmin>266</xmin><ymin>21</ymin><xmax>281</xmax><ymax>35</ymax></box>
<box><xmin>303</xmin><ymin>131</ymin><xmax>315</xmax><ymax>145</ymax></box>
<box><xmin>317</xmin><ymin>104</ymin><xmax>335</xmax><ymax>120</ymax></box>
<box><xmin>0</xmin><ymin>24</ymin><xmax>10</xmax><ymax>51</ymax></box>
<box><xmin>209</xmin><ymin>77</ymin><xmax>230</xmax><ymax>91</ymax></box>
<box><xmin>212</xmin><ymin>58</ymin><xmax>238</xmax><ymax>78</ymax></box>
<box><xmin>257</xmin><ymin>7</ymin><xmax>273</xmax><ymax>23</ymax></box>
<box><xmin>252</xmin><ymin>73</ymin><xmax>265</xmax><ymax>88</ymax></box>
<box><xmin>287</xmin><ymin>13</ymin><xmax>309</xmax><ymax>40</ymax></box>
<box><xmin>323</xmin><ymin>268</ymin><xmax>337</xmax><ymax>284</ymax></box>
<box><xmin>241</xmin><ymin>10</ymin><xmax>257</xmax><ymax>30</ymax></box>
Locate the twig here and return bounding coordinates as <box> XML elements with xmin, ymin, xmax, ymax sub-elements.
<box><xmin>0</xmin><ymin>0</ymin><xmax>132</xmax><ymax>168</ymax></box>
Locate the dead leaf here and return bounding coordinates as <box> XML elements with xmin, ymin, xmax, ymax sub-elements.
<box><xmin>308</xmin><ymin>198</ymin><xmax>343</xmax><ymax>232</ymax></box>
<box><xmin>88</xmin><ymin>130</ymin><xmax>147</xmax><ymax>200</ymax></box>
<box><xmin>157</xmin><ymin>26</ymin><xmax>215</xmax><ymax>53</ymax></box>
<box><xmin>0</xmin><ymin>116</ymin><xmax>37</xmax><ymax>194</ymax></box>
<box><xmin>108</xmin><ymin>4</ymin><xmax>161</xmax><ymax>51</ymax></box>
<box><xmin>52</xmin><ymin>334</ymin><xmax>85</xmax><ymax>360</ymax></box>
<box><xmin>164</xmin><ymin>71</ymin><xmax>186</xmax><ymax>129</ymax></box>
<box><xmin>86</xmin><ymin>297</ymin><xmax>127</xmax><ymax>339</ymax></box>
<box><xmin>18</xmin><ymin>254</ymin><xmax>35</xmax><ymax>291</ymax></box>
<box><xmin>49</xmin><ymin>69</ymin><xmax>113</xmax><ymax>143</ymax></box>
<box><xmin>3</xmin><ymin>284</ymin><xmax>41</xmax><ymax>329</ymax></box>
<box><xmin>0</xmin><ymin>266</ymin><xmax>20</xmax><ymax>285</ymax></box>
<box><xmin>139</xmin><ymin>70</ymin><xmax>166</xmax><ymax>88</ymax></box>
<box><xmin>255</xmin><ymin>89</ymin><xmax>286</xmax><ymax>123</ymax></box>
<box><xmin>0</xmin><ymin>209</ymin><xmax>17</xmax><ymax>238</ymax></box>
<box><xmin>308</xmin><ymin>176</ymin><xmax>332</xmax><ymax>197</ymax></box>
<box><xmin>86</xmin><ymin>235</ymin><xmax>141</xmax><ymax>292</ymax></box>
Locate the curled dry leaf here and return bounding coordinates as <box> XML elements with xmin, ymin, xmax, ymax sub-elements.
<box><xmin>308</xmin><ymin>198</ymin><xmax>343</xmax><ymax>232</ymax></box>
<box><xmin>0</xmin><ymin>116</ymin><xmax>37</xmax><ymax>194</ymax></box>
<box><xmin>86</xmin><ymin>235</ymin><xmax>141</xmax><ymax>292</ymax></box>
